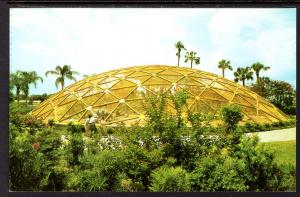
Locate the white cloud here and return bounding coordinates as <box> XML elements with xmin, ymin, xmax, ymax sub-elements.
<box><xmin>10</xmin><ymin>8</ymin><xmax>296</xmax><ymax>94</ymax></box>
<box><xmin>207</xmin><ymin>8</ymin><xmax>296</xmax><ymax>84</ymax></box>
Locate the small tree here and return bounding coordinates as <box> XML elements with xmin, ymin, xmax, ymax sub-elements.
<box><xmin>251</xmin><ymin>62</ymin><xmax>270</xmax><ymax>84</ymax></box>
<box><xmin>250</xmin><ymin>78</ymin><xmax>296</xmax><ymax>115</ymax></box>
<box><xmin>149</xmin><ymin>166</ymin><xmax>191</xmax><ymax>192</ymax></box>
<box><xmin>45</xmin><ymin>65</ymin><xmax>79</xmax><ymax>90</ymax></box>
<box><xmin>218</xmin><ymin>59</ymin><xmax>233</xmax><ymax>78</ymax></box>
<box><xmin>175</xmin><ymin>41</ymin><xmax>186</xmax><ymax>67</ymax></box>
<box><xmin>185</xmin><ymin>51</ymin><xmax>200</xmax><ymax>69</ymax></box>
<box><xmin>10</xmin><ymin>71</ymin><xmax>25</xmax><ymax>103</ymax></box>
<box><xmin>220</xmin><ymin>105</ymin><xmax>244</xmax><ymax>133</ymax></box>
<box><xmin>20</xmin><ymin>71</ymin><xmax>43</xmax><ymax>103</ymax></box>
<box><xmin>234</xmin><ymin>67</ymin><xmax>253</xmax><ymax>86</ymax></box>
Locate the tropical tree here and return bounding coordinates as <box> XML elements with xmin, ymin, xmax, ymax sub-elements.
<box><xmin>218</xmin><ymin>59</ymin><xmax>233</xmax><ymax>78</ymax></box>
<box><xmin>250</xmin><ymin>78</ymin><xmax>296</xmax><ymax>115</ymax></box>
<box><xmin>10</xmin><ymin>71</ymin><xmax>24</xmax><ymax>103</ymax></box>
<box><xmin>175</xmin><ymin>41</ymin><xmax>186</xmax><ymax>67</ymax></box>
<box><xmin>234</xmin><ymin>67</ymin><xmax>253</xmax><ymax>86</ymax></box>
<box><xmin>45</xmin><ymin>65</ymin><xmax>79</xmax><ymax>90</ymax></box>
<box><xmin>251</xmin><ymin>62</ymin><xmax>270</xmax><ymax>84</ymax></box>
<box><xmin>20</xmin><ymin>71</ymin><xmax>43</xmax><ymax>103</ymax></box>
<box><xmin>184</xmin><ymin>51</ymin><xmax>200</xmax><ymax>69</ymax></box>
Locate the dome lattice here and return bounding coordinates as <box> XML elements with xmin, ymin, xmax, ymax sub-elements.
<box><xmin>31</xmin><ymin>65</ymin><xmax>287</xmax><ymax>125</ymax></box>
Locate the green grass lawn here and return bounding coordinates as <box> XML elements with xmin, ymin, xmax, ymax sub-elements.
<box><xmin>261</xmin><ymin>140</ymin><xmax>296</xmax><ymax>166</ymax></box>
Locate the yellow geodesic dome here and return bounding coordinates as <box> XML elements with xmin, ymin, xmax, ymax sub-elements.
<box><xmin>31</xmin><ymin>65</ymin><xmax>287</xmax><ymax>126</ymax></box>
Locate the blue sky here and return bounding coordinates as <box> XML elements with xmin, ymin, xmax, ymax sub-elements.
<box><xmin>10</xmin><ymin>8</ymin><xmax>296</xmax><ymax>95</ymax></box>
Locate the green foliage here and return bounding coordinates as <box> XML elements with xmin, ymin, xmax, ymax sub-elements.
<box><xmin>45</xmin><ymin>65</ymin><xmax>79</xmax><ymax>90</ymax></box>
<box><xmin>170</xmin><ymin>90</ymin><xmax>189</xmax><ymax>127</ymax></box>
<box><xmin>35</xmin><ymin>128</ymin><xmax>67</xmax><ymax>191</ymax></box>
<box><xmin>149</xmin><ymin>166</ymin><xmax>191</xmax><ymax>192</ymax></box>
<box><xmin>67</xmin><ymin>133</ymin><xmax>84</xmax><ymax>166</ymax></box>
<box><xmin>234</xmin><ymin>67</ymin><xmax>253</xmax><ymax>86</ymax></box>
<box><xmin>67</xmin><ymin>150</ymin><xmax>124</xmax><ymax>191</ymax></box>
<box><xmin>67</xmin><ymin>122</ymin><xmax>84</xmax><ymax>134</ymax></box>
<box><xmin>9</xmin><ymin>89</ymin><xmax>296</xmax><ymax>191</ymax></box>
<box><xmin>30</xmin><ymin>93</ymin><xmax>49</xmax><ymax>102</ymax></box>
<box><xmin>48</xmin><ymin>119</ymin><xmax>55</xmax><ymax>128</ymax></box>
<box><xmin>191</xmin><ymin>157</ymin><xmax>247</xmax><ymax>191</ymax></box>
<box><xmin>220</xmin><ymin>105</ymin><xmax>243</xmax><ymax>132</ymax></box>
<box><xmin>184</xmin><ymin>51</ymin><xmax>200</xmax><ymax>68</ymax></box>
<box><xmin>240</xmin><ymin>119</ymin><xmax>296</xmax><ymax>133</ymax></box>
<box><xmin>250</xmin><ymin>78</ymin><xmax>296</xmax><ymax>115</ymax></box>
<box><xmin>145</xmin><ymin>92</ymin><xmax>168</xmax><ymax>134</ymax></box>
<box><xmin>9</xmin><ymin>127</ymin><xmax>47</xmax><ymax>191</ymax></box>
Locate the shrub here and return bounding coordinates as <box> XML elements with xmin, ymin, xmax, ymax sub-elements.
<box><xmin>9</xmin><ymin>127</ymin><xmax>48</xmax><ymax>191</ymax></box>
<box><xmin>220</xmin><ymin>105</ymin><xmax>243</xmax><ymax>132</ymax></box>
<box><xmin>190</xmin><ymin>157</ymin><xmax>247</xmax><ymax>191</ymax></box>
<box><xmin>67</xmin><ymin>150</ymin><xmax>124</xmax><ymax>191</ymax></box>
<box><xmin>48</xmin><ymin>119</ymin><xmax>55</xmax><ymax>128</ymax></box>
<box><xmin>34</xmin><ymin>128</ymin><xmax>67</xmax><ymax>191</ymax></box>
<box><xmin>232</xmin><ymin>136</ymin><xmax>294</xmax><ymax>191</ymax></box>
<box><xmin>114</xmin><ymin>173</ymin><xmax>144</xmax><ymax>192</ymax></box>
<box><xmin>149</xmin><ymin>166</ymin><xmax>191</xmax><ymax>192</ymax></box>
<box><xmin>67</xmin><ymin>122</ymin><xmax>85</xmax><ymax>134</ymax></box>
<box><xmin>67</xmin><ymin>133</ymin><xmax>84</xmax><ymax>166</ymax></box>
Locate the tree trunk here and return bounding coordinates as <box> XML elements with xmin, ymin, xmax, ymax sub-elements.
<box><xmin>177</xmin><ymin>55</ymin><xmax>180</xmax><ymax>67</ymax></box>
<box><xmin>242</xmin><ymin>80</ymin><xmax>245</xmax><ymax>86</ymax></box>
<box><xmin>25</xmin><ymin>87</ymin><xmax>29</xmax><ymax>104</ymax></box>
<box><xmin>61</xmin><ymin>80</ymin><xmax>64</xmax><ymax>90</ymax></box>
<box><xmin>16</xmin><ymin>87</ymin><xmax>20</xmax><ymax>103</ymax></box>
<box><xmin>256</xmin><ymin>72</ymin><xmax>260</xmax><ymax>84</ymax></box>
<box><xmin>190</xmin><ymin>61</ymin><xmax>193</xmax><ymax>69</ymax></box>
<box><xmin>222</xmin><ymin>69</ymin><xmax>225</xmax><ymax>77</ymax></box>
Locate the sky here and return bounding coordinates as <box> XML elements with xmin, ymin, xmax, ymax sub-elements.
<box><xmin>10</xmin><ymin>8</ymin><xmax>296</xmax><ymax>95</ymax></box>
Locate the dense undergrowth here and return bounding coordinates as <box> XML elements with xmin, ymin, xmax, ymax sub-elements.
<box><xmin>9</xmin><ymin>91</ymin><xmax>296</xmax><ymax>191</ymax></box>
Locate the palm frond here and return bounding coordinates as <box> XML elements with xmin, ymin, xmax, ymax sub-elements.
<box><xmin>45</xmin><ymin>70</ymin><xmax>59</xmax><ymax>77</ymax></box>
<box><xmin>55</xmin><ymin>65</ymin><xmax>63</xmax><ymax>73</ymax></box>
<box><xmin>65</xmin><ymin>74</ymin><xmax>77</xmax><ymax>82</ymax></box>
<box><xmin>55</xmin><ymin>77</ymin><xmax>64</xmax><ymax>89</ymax></box>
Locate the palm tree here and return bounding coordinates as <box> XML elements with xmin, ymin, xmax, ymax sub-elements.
<box><xmin>10</xmin><ymin>71</ymin><xmax>24</xmax><ymax>103</ymax></box>
<box><xmin>218</xmin><ymin>59</ymin><xmax>233</xmax><ymax>78</ymax></box>
<box><xmin>20</xmin><ymin>71</ymin><xmax>43</xmax><ymax>103</ymax></box>
<box><xmin>251</xmin><ymin>62</ymin><xmax>270</xmax><ymax>84</ymax></box>
<box><xmin>184</xmin><ymin>51</ymin><xmax>200</xmax><ymax>69</ymax></box>
<box><xmin>234</xmin><ymin>67</ymin><xmax>253</xmax><ymax>86</ymax></box>
<box><xmin>175</xmin><ymin>41</ymin><xmax>186</xmax><ymax>67</ymax></box>
<box><xmin>45</xmin><ymin>65</ymin><xmax>79</xmax><ymax>90</ymax></box>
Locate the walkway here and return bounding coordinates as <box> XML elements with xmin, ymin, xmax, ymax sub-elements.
<box><xmin>246</xmin><ymin>127</ymin><xmax>296</xmax><ymax>142</ymax></box>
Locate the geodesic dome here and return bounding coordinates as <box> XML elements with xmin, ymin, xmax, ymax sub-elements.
<box><xmin>31</xmin><ymin>65</ymin><xmax>288</xmax><ymax>126</ymax></box>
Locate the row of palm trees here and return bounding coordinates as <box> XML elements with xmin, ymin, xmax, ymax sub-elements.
<box><xmin>175</xmin><ymin>41</ymin><xmax>200</xmax><ymax>68</ymax></box>
<box><xmin>217</xmin><ymin>60</ymin><xmax>270</xmax><ymax>86</ymax></box>
<box><xmin>10</xmin><ymin>51</ymin><xmax>270</xmax><ymax>102</ymax></box>
<box><xmin>10</xmin><ymin>71</ymin><xmax>43</xmax><ymax>103</ymax></box>
<box><xmin>10</xmin><ymin>65</ymin><xmax>79</xmax><ymax>103</ymax></box>
<box><xmin>175</xmin><ymin>41</ymin><xmax>270</xmax><ymax>87</ymax></box>
<box><xmin>234</xmin><ymin>62</ymin><xmax>270</xmax><ymax>86</ymax></box>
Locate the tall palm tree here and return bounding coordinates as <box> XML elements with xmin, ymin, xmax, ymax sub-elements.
<box><xmin>251</xmin><ymin>62</ymin><xmax>270</xmax><ymax>84</ymax></box>
<box><xmin>234</xmin><ymin>67</ymin><xmax>253</xmax><ymax>86</ymax></box>
<box><xmin>10</xmin><ymin>71</ymin><xmax>24</xmax><ymax>103</ymax></box>
<box><xmin>20</xmin><ymin>71</ymin><xmax>43</xmax><ymax>103</ymax></box>
<box><xmin>175</xmin><ymin>41</ymin><xmax>186</xmax><ymax>67</ymax></box>
<box><xmin>45</xmin><ymin>65</ymin><xmax>79</xmax><ymax>90</ymax></box>
<box><xmin>218</xmin><ymin>59</ymin><xmax>233</xmax><ymax>78</ymax></box>
<box><xmin>184</xmin><ymin>51</ymin><xmax>200</xmax><ymax>69</ymax></box>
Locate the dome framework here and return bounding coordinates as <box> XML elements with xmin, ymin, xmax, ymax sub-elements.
<box><xmin>31</xmin><ymin>65</ymin><xmax>288</xmax><ymax>126</ymax></box>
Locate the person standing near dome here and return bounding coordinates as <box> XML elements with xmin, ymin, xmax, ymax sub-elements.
<box><xmin>84</xmin><ymin>113</ymin><xmax>98</xmax><ymax>136</ymax></box>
